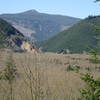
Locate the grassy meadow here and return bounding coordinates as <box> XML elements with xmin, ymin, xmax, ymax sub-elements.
<box><xmin>0</xmin><ymin>51</ymin><xmax>100</xmax><ymax>100</ymax></box>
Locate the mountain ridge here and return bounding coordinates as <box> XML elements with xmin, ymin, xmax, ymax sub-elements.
<box><xmin>0</xmin><ymin>10</ymin><xmax>80</xmax><ymax>41</ymax></box>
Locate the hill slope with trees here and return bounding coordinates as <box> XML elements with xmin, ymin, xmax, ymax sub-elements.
<box><xmin>41</xmin><ymin>16</ymin><xmax>100</xmax><ymax>53</ymax></box>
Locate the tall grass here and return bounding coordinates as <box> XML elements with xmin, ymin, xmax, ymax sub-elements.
<box><xmin>0</xmin><ymin>52</ymin><xmax>100</xmax><ymax>100</ymax></box>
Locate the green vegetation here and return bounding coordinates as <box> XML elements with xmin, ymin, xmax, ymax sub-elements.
<box><xmin>66</xmin><ymin>65</ymin><xmax>80</xmax><ymax>72</ymax></box>
<box><xmin>41</xmin><ymin>16</ymin><xmax>100</xmax><ymax>53</ymax></box>
<box><xmin>89</xmin><ymin>49</ymin><xmax>100</xmax><ymax>64</ymax></box>
<box><xmin>78</xmin><ymin>73</ymin><xmax>100</xmax><ymax>100</ymax></box>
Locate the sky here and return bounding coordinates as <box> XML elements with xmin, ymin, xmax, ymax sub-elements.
<box><xmin>0</xmin><ymin>0</ymin><xmax>100</xmax><ymax>18</ymax></box>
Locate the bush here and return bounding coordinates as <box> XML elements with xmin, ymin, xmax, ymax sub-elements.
<box><xmin>89</xmin><ymin>49</ymin><xmax>100</xmax><ymax>64</ymax></box>
<box><xmin>66</xmin><ymin>65</ymin><xmax>80</xmax><ymax>72</ymax></box>
<box><xmin>78</xmin><ymin>73</ymin><xmax>100</xmax><ymax>100</ymax></box>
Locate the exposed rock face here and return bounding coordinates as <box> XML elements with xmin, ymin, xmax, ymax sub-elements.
<box><xmin>21</xmin><ymin>41</ymin><xmax>32</xmax><ymax>52</ymax></box>
<box><xmin>13</xmin><ymin>24</ymin><xmax>35</xmax><ymax>37</ymax></box>
<box><xmin>0</xmin><ymin>18</ymin><xmax>26</xmax><ymax>51</ymax></box>
<box><xmin>21</xmin><ymin>41</ymin><xmax>37</xmax><ymax>52</ymax></box>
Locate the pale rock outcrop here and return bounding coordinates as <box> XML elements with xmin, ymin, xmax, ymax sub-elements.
<box><xmin>21</xmin><ymin>41</ymin><xmax>33</xmax><ymax>52</ymax></box>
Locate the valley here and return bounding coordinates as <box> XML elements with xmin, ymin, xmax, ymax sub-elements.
<box><xmin>0</xmin><ymin>0</ymin><xmax>100</xmax><ymax>99</ymax></box>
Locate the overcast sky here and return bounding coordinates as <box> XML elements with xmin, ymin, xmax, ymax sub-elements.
<box><xmin>0</xmin><ymin>0</ymin><xmax>100</xmax><ymax>18</ymax></box>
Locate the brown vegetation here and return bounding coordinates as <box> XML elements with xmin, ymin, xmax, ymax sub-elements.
<box><xmin>0</xmin><ymin>51</ymin><xmax>100</xmax><ymax>100</ymax></box>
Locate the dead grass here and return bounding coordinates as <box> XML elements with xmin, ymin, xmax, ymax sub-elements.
<box><xmin>0</xmin><ymin>51</ymin><xmax>100</xmax><ymax>100</ymax></box>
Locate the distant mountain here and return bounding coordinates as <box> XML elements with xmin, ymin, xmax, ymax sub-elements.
<box><xmin>0</xmin><ymin>18</ymin><xmax>26</xmax><ymax>51</ymax></box>
<box><xmin>0</xmin><ymin>10</ymin><xmax>80</xmax><ymax>41</ymax></box>
<box><xmin>41</xmin><ymin>16</ymin><xmax>100</xmax><ymax>53</ymax></box>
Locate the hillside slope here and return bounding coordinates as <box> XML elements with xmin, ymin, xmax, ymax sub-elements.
<box><xmin>0</xmin><ymin>18</ymin><xmax>26</xmax><ymax>50</ymax></box>
<box><xmin>41</xmin><ymin>16</ymin><xmax>100</xmax><ymax>53</ymax></box>
<box><xmin>0</xmin><ymin>10</ymin><xmax>80</xmax><ymax>41</ymax></box>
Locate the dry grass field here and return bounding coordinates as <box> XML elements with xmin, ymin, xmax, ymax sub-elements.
<box><xmin>0</xmin><ymin>51</ymin><xmax>100</xmax><ymax>100</ymax></box>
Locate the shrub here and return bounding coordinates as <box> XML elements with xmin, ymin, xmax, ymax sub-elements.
<box><xmin>66</xmin><ymin>65</ymin><xmax>74</xmax><ymax>71</ymax></box>
<box><xmin>66</xmin><ymin>65</ymin><xmax>80</xmax><ymax>72</ymax></box>
<box><xmin>89</xmin><ymin>49</ymin><xmax>100</xmax><ymax>64</ymax></box>
<box><xmin>78</xmin><ymin>73</ymin><xmax>100</xmax><ymax>100</ymax></box>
